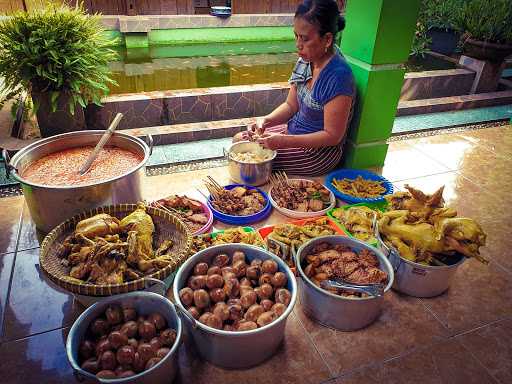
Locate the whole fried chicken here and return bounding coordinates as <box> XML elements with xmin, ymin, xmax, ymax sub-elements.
<box><xmin>120</xmin><ymin>203</ymin><xmax>155</xmax><ymax>271</ymax></box>
<box><xmin>75</xmin><ymin>214</ymin><xmax>120</xmax><ymax>239</ymax></box>
<box><xmin>386</xmin><ymin>184</ymin><xmax>448</xmax><ymax>223</ymax></box>
<box><xmin>379</xmin><ymin>209</ymin><xmax>487</xmax><ymax>264</ymax></box>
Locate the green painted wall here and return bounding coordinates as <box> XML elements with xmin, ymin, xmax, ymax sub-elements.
<box><xmin>103</xmin><ymin>26</ymin><xmax>295</xmax><ymax>48</ymax></box>
<box><xmin>342</xmin><ymin>0</ymin><xmax>420</xmax><ymax>65</ymax></box>
<box><xmin>341</xmin><ymin>0</ymin><xmax>420</xmax><ymax>168</ymax></box>
<box><xmin>346</xmin><ymin>60</ymin><xmax>405</xmax><ymax>143</ymax></box>
<box><xmin>149</xmin><ymin>40</ymin><xmax>296</xmax><ymax>59</ymax></box>
<box><xmin>102</xmin><ymin>30</ymin><xmax>124</xmax><ymax>47</ymax></box>
<box><xmin>343</xmin><ymin>142</ymin><xmax>389</xmax><ymax>169</ymax></box>
<box><xmin>125</xmin><ymin>33</ymin><xmax>149</xmax><ymax>49</ymax></box>
<box><xmin>150</xmin><ymin>26</ymin><xmax>294</xmax><ymax>45</ymax></box>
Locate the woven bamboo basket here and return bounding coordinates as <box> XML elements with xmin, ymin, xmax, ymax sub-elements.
<box><xmin>40</xmin><ymin>204</ymin><xmax>193</xmax><ymax>296</ymax></box>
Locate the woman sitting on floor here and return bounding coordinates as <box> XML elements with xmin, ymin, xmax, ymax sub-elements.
<box><xmin>234</xmin><ymin>0</ymin><xmax>355</xmax><ymax>176</ymax></box>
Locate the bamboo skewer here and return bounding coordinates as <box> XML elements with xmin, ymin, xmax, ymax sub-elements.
<box><xmin>207</xmin><ymin>176</ymin><xmax>223</xmax><ymax>192</ymax></box>
<box><xmin>195</xmin><ymin>188</ymin><xmax>209</xmax><ymax>201</ymax></box>
<box><xmin>153</xmin><ymin>201</ymin><xmax>182</xmax><ymax>217</ymax></box>
<box><xmin>203</xmin><ymin>177</ymin><xmax>224</xmax><ymax>201</ymax></box>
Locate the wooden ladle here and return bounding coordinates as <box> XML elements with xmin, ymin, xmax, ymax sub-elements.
<box><xmin>78</xmin><ymin>113</ymin><xmax>124</xmax><ymax>175</ymax></box>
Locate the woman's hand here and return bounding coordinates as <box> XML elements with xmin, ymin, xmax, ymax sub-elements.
<box><xmin>256</xmin><ymin>132</ymin><xmax>286</xmax><ymax>150</ymax></box>
<box><xmin>245</xmin><ymin>117</ymin><xmax>268</xmax><ymax>141</ymax></box>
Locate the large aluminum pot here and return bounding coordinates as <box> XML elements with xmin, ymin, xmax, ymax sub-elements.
<box><xmin>226</xmin><ymin>141</ymin><xmax>276</xmax><ymax>186</ymax></box>
<box><xmin>3</xmin><ymin>130</ymin><xmax>152</xmax><ymax>233</ymax></box>
<box><xmin>173</xmin><ymin>243</ymin><xmax>297</xmax><ymax>369</ymax></box>
<box><xmin>66</xmin><ymin>291</ymin><xmax>182</xmax><ymax>384</ymax></box>
<box><xmin>388</xmin><ymin>249</ymin><xmax>465</xmax><ymax>298</ymax></box>
<box><xmin>295</xmin><ymin>235</ymin><xmax>394</xmax><ymax>331</ymax></box>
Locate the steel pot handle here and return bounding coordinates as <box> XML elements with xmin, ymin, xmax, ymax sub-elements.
<box><xmin>320</xmin><ymin>279</ymin><xmax>384</xmax><ymax>298</ymax></box>
<box><xmin>166</xmin><ymin>295</ymin><xmax>198</xmax><ymax>329</ymax></box>
<box><xmin>72</xmin><ymin>359</ymin><xmax>104</xmax><ymax>383</ymax></box>
<box><xmin>143</xmin><ymin>277</ymin><xmax>198</xmax><ymax>328</ymax></box>
<box><xmin>73</xmin><ymin>367</ymin><xmax>110</xmax><ymax>383</ymax></box>
<box><xmin>388</xmin><ymin>247</ymin><xmax>402</xmax><ymax>272</ymax></box>
<box><xmin>145</xmin><ymin>134</ymin><xmax>154</xmax><ymax>156</ymax></box>
<box><xmin>143</xmin><ymin>277</ymin><xmax>166</xmax><ymax>296</ymax></box>
<box><xmin>73</xmin><ymin>369</ymin><xmax>88</xmax><ymax>383</ymax></box>
<box><xmin>2</xmin><ymin>148</ymin><xmax>15</xmax><ymax>179</ymax></box>
<box><xmin>372</xmin><ymin>213</ymin><xmax>401</xmax><ymax>272</ymax></box>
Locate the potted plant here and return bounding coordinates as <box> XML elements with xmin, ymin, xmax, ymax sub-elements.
<box><xmin>420</xmin><ymin>0</ymin><xmax>463</xmax><ymax>56</ymax></box>
<box><xmin>455</xmin><ymin>0</ymin><xmax>512</xmax><ymax>62</ymax></box>
<box><xmin>0</xmin><ymin>3</ymin><xmax>117</xmax><ymax>137</ymax></box>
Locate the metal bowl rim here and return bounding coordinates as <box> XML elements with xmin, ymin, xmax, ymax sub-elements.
<box><xmin>227</xmin><ymin>141</ymin><xmax>277</xmax><ymax>164</ymax></box>
<box><xmin>295</xmin><ymin>235</ymin><xmax>394</xmax><ymax>301</ymax></box>
<box><xmin>9</xmin><ymin>130</ymin><xmax>150</xmax><ymax>190</ymax></box>
<box><xmin>66</xmin><ymin>291</ymin><xmax>182</xmax><ymax>382</ymax></box>
<box><xmin>207</xmin><ymin>184</ymin><xmax>271</xmax><ymax>219</ymax></box>
<box><xmin>173</xmin><ymin>243</ymin><xmax>297</xmax><ymax>337</ymax></box>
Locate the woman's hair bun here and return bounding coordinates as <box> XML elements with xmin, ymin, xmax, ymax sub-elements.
<box><xmin>337</xmin><ymin>15</ymin><xmax>346</xmax><ymax>32</ymax></box>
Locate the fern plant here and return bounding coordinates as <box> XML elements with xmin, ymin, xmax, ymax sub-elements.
<box><xmin>455</xmin><ymin>0</ymin><xmax>512</xmax><ymax>44</ymax></box>
<box><xmin>0</xmin><ymin>2</ymin><xmax>117</xmax><ymax>115</ymax></box>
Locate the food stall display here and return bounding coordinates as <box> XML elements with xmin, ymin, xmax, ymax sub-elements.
<box><xmin>25</xmin><ymin>153</ymin><xmax>488</xmax><ymax>376</ymax></box>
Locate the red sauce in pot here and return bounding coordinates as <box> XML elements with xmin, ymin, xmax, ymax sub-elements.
<box><xmin>21</xmin><ymin>146</ymin><xmax>143</xmax><ymax>186</ymax></box>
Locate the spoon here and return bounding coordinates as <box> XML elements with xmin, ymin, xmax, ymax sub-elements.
<box><xmin>78</xmin><ymin>113</ymin><xmax>123</xmax><ymax>175</ymax></box>
<box><xmin>320</xmin><ymin>279</ymin><xmax>384</xmax><ymax>298</ymax></box>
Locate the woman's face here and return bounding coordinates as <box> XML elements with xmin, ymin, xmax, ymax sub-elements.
<box><xmin>293</xmin><ymin>17</ymin><xmax>332</xmax><ymax>62</ymax></box>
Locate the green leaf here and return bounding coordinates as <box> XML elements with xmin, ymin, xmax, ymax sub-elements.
<box><xmin>0</xmin><ymin>2</ymin><xmax>117</xmax><ymax>115</ymax></box>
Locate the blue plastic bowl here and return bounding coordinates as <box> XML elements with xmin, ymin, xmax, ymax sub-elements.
<box><xmin>325</xmin><ymin>169</ymin><xmax>394</xmax><ymax>204</ymax></box>
<box><xmin>207</xmin><ymin>184</ymin><xmax>272</xmax><ymax>225</ymax></box>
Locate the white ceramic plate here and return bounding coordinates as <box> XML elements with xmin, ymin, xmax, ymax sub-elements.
<box><xmin>268</xmin><ymin>178</ymin><xmax>336</xmax><ymax>219</ymax></box>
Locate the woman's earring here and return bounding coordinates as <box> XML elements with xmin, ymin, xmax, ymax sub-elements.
<box><xmin>324</xmin><ymin>47</ymin><xmax>328</xmax><ymax>53</ymax></box>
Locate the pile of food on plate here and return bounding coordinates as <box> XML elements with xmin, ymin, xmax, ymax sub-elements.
<box><xmin>211</xmin><ymin>186</ymin><xmax>266</xmax><ymax>216</ymax></box>
<box><xmin>77</xmin><ymin>304</ymin><xmax>177</xmax><ymax>379</ymax></box>
<box><xmin>331</xmin><ymin>175</ymin><xmax>386</xmax><ymax>199</ymax></box>
<box><xmin>190</xmin><ymin>227</ymin><xmax>265</xmax><ymax>255</ymax></box>
<box><xmin>265</xmin><ymin>217</ymin><xmax>337</xmax><ymax>268</ymax></box>
<box><xmin>267</xmin><ymin>217</ymin><xmax>336</xmax><ymax>250</ymax></box>
<box><xmin>153</xmin><ymin>195</ymin><xmax>209</xmax><ymax>233</ymax></box>
<box><xmin>178</xmin><ymin>250</ymin><xmax>292</xmax><ymax>331</ymax></box>
<box><xmin>379</xmin><ymin>184</ymin><xmax>487</xmax><ymax>265</ymax></box>
<box><xmin>58</xmin><ymin>203</ymin><xmax>178</xmax><ymax>285</ymax></box>
<box><xmin>270</xmin><ymin>178</ymin><xmax>332</xmax><ymax>212</ymax></box>
<box><xmin>302</xmin><ymin>242</ymin><xmax>388</xmax><ymax>298</ymax></box>
<box><xmin>331</xmin><ymin>206</ymin><xmax>378</xmax><ymax>243</ymax></box>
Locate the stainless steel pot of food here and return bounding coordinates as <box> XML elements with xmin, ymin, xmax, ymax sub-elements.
<box><xmin>66</xmin><ymin>291</ymin><xmax>182</xmax><ymax>384</ymax></box>
<box><xmin>3</xmin><ymin>130</ymin><xmax>152</xmax><ymax>233</ymax></box>
<box><xmin>173</xmin><ymin>243</ymin><xmax>297</xmax><ymax>369</ymax></box>
<box><xmin>226</xmin><ymin>141</ymin><xmax>276</xmax><ymax>186</ymax></box>
<box><xmin>295</xmin><ymin>235</ymin><xmax>394</xmax><ymax>331</ymax></box>
<box><xmin>373</xmin><ymin>220</ymin><xmax>466</xmax><ymax>298</ymax></box>
<box><xmin>387</xmin><ymin>249</ymin><xmax>465</xmax><ymax>298</ymax></box>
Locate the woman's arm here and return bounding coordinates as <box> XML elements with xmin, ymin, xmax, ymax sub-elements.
<box><xmin>260</xmin><ymin>85</ymin><xmax>300</xmax><ymax>129</ymax></box>
<box><xmin>258</xmin><ymin>94</ymin><xmax>352</xmax><ymax>150</ymax></box>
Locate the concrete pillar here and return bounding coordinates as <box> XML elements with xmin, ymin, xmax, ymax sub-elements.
<box><xmin>341</xmin><ymin>0</ymin><xmax>420</xmax><ymax>168</ymax></box>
